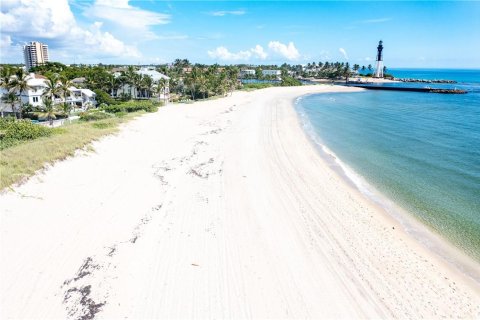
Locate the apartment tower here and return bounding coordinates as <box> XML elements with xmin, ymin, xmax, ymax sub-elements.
<box><xmin>23</xmin><ymin>41</ymin><xmax>49</xmax><ymax>70</ymax></box>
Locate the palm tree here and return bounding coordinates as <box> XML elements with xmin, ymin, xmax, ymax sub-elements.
<box><xmin>108</xmin><ymin>74</ymin><xmax>119</xmax><ymax>97</ymax></box>
<box><xmin>0</xmin><ymin>67</ymin><xmax>15</xmax><ymax>118</ymax></box>
<box><xmin>367</xmin><ymin>64</ymin><xmax>373</xmax><ymax>72</ymax></box>
<box><xmin>344</xmin><ymin>63</ymin><xmax>351</xmax><ymax>83</ymax></box>
<box><xmin>125</xmin><ymin>66</ymin><xmax>138</xmax><ymax>99</ymax></box>
<box><xmin>186</xmin><ymin>67</ymin><xmax>200</xmax><ymax>100</ymax></box>
<box><xmin>11</xmin><ymin>70</ymin><xmax>32</xmax><ymax>117</ymax></box>
<box><xmin>42</xmin><ymin>74</ymin><xmax>60</xmax><ymax>101</ymax></box>
<box><xmin>197</xmin><ymin>74</ymin><xmax>208</xmax><ymax>99</ymax></box>
<box><xmin>155</xmin><ymin>78</ymin><xmax>167</xmax><ymax>103</ymax></box>
<box><xmin>215</xmin><ymin>73</ymin><xmax>227</xmax><ymax>97</ymax></box>
<box><xmin>141</xmin><ymin>75</ymin><xmax>154</xmax><ymax>99</ymax></box>
<box><xmin>1</xmin><ymin>92</ymin><xmax>19</xmax><ymax>118</ymax></box>
<box><xmin>0</xmin><ymin>67</ymin><xmax>14</xmax><ymax>92</ymax></box>
<box><xmin>116</xmin><ymin>74</ymin><xmax>128</xmax><ymax>97</ymax></box>
<box><xmin>58</xmin><ymin>76</ymin><xmax>73</xmax><ymax>117</ymax></box>
<box><xmin>42</xmin><ymin>97</ymin><xmax>56</xmax><ymax>126</ymax></box>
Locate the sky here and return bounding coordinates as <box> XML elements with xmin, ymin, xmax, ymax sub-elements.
<box><xmin>1</xmin><ymin>0</ymin><xmax>480</xmax><ymax>68</ymax></box>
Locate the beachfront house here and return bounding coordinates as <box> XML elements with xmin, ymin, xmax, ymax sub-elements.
<box><xmin>62</xmin><ymin>87</ymin><xmax>96</xmax><ymax>109</ymax></box>
<box><xmin>0</xmin><ymin>73</ymin><xmax>96</xmax><ymax>115</ymax></box>
<box><xmin>262</xmin><ymin>69</ymin><xmax>282</xmax><ymax>80</ymax></box>
<box><xmin>113</xmin><ymin>67</ymin><xmax>170</xmax><ymax>102</ymax></box>
<box><xmin>240</xmin><ymin>69</ymin><xmax>256</xmax><ymax>78</ymax></box>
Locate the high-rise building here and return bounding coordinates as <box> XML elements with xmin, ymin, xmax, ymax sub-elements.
<box><xmin>23</xmin><ymin>41</ymin><xmax>49</xmax><ymax>70</ymax></box>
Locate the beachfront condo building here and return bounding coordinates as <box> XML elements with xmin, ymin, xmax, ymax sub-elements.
<box><xmin>262</xmin><ymin>69</ymin><xmax>282</xmax><ymax>80</ymax></box>
<box><xmin>240</xmin><ymin>69</ymin><xmax>256</xmax><ymax>78</ymax></box>
<box><xmin>23</xmin><ymin>41</ymin><xmax>49</xmax><ymax>70</ymax></box>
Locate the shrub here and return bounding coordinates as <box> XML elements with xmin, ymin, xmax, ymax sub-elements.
<box><xmin>103</xmin><ymin>104</ymin><xmax>126</xmax><ymax>113</ymax></box>
<box><xmin>118</xmin><ymin>93</ymin><xmax>131</xmax><ymax>102</ymax></box>
<box><xmin>93</xmin><ymin>89</ymin><xmax>117</xmax><ymax>105</ymax></box>
<box><xmin>242</xmin><ymin>83</ymin><xmax>276</xmax><ymax>90</ymax></box>
<box><xmin>0</xmin><ymin>118</ymin><xmax>53</xmax><ymax>150</ymax></box>
<box><xmin>281</xmin><ymin>77</ymin><xmax>302</xmax><ymax>87</ymax></box>
<box><xmin>23</xmin><ymin>112</ymin><xmax>39</xmax><ymax>120</ymax></box>
<box><xmin>124</xmin><ymin>104</ymin><xmax>145</xmax><ymax>113</ymax></box>
<box><xmin>103</xmin><ymin>100</ymin><xmax>159</xmax><ymax>114</ymax></box>
<box><xmin>79</xmin><ymin>111</ymin><xmax>113</xmax><ymax>121</ymax></box>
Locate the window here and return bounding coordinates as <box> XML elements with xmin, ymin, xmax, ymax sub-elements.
<box><xmin>33</xmin><ymin>97</ymin><xmax>39</xmax><ymax>103</ymax></box>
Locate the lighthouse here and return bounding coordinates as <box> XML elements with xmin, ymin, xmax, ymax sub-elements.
<box><xmin>374</xmin><ymin>40</ymin><xmax>384</xmax><ymax>78</ymax></box>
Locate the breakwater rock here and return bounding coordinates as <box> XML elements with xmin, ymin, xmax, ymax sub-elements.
<box><xmin>395</xmin><ymin>78</ymin><xmax>457</xmax><ymax>84</ymax></box>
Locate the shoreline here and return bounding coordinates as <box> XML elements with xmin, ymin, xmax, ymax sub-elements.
<box><xmin>293</xmin><ymin>92</ymin><xmax>480</xmax><ymax>285</ymax></box>
<box><xmin>1</xmin><ymin>85</ymin><xmax>479</xmax><ymax>318</ymax></box>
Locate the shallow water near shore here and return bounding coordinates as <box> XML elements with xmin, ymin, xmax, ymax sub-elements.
<box><xmin>296</xmin><ymin>70</ymin><xmax>480</xmax><ymax>262</ymax></box>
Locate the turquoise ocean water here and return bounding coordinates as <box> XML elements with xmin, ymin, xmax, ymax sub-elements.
<box><xmin>296</xmin><ymin>69</ymin><xmax>480</xmax><ymax>261</ymax></box>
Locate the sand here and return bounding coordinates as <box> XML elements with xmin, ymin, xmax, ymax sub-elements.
<box><xmin>1</xmin><ymin>85</ymin><xmax>479</xmax><ymax>319</ymax></box>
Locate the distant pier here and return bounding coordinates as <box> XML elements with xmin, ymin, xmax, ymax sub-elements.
<box><xmin>347</xmin><ymin>85</ymin><xmax>467</xmax><ymax>94</ymax></box>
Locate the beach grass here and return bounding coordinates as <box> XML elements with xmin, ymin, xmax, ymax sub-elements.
<box><xmin>0</xmin><ymin>112</ymin><xmax>144</xmax><ymax>190</ymax></box>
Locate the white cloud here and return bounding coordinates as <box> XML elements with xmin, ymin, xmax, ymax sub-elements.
<box><xmin>0</xmin><ymin>0</ymin><xmax>140</xmax><ymax>62</ymax></box>
<box><xmin>86</xmin><ymin>0</ymin><xmax>170</xmax><ymax>30</ymax></box>
<box><xmin>0</xmin><ymin>0</ymin><xmax>76</xmax><ymax>38</ymax></box>
<box><xmin>70</xmin><ymin>22</ymin><xmax>140</xmax><ymax>58</ymax></box>
<box><xmin>95</xmin><ymin>0</ymin><xmax>130</xmax><ymax>8</ymax></box>
<box><xmin>268</xmin><ymin>41</ymin><xmax>300</xmax><ymax>60</ymax></box>
<box><xmin>0</xmin><ymin>35</ymin><xmax>13</xmax><ymax>49</ymax></box>
<box><xmin>208</xmin><ymin>44</ymin><xmax>268</xmax><ymax>61</ymax></box>
<box><xmin>360</xmin><ymin>17</ymin><xmax>391</xmax><ymax>24</ymax></box>
<box><xmin>339</xmin><ymin>48</ymin><xmax>349</xmax><ymax>60</ymax></box>
<box><xmin>251</xmin><ymin>45</ymin><xmax>268</xmax><ymax>60</ymax></box>
<box><xmin>208</xmin><ymin>47</ymin><xmax>252</xmax><ymax>61</ymax></box>
<box><xmin>209</xmin><ymin>10</ymin><xmax>246</xmax><ymax>16</ymax></box>
<box><xmin>0</xmin><ymin>34</ymin><xmax>20</xmax><ymax>63</ymax></box>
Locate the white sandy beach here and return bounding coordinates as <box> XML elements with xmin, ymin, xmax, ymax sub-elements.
<box><xmin>1</xmin><ymin>85</ymin><xmax>479</xmax><ymax>319</ymax></box>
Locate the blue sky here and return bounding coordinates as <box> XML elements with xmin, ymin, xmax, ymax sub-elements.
<box><xmin>1</xmin><ymin>1</ymin><xmax>479</xmax><ymax>68</ymax></box>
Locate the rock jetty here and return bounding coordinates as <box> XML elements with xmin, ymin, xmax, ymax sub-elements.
<box><xmin>395</xmin><ymin>78</ymin><xmax>457</xmax><ymax>84</ymax></box>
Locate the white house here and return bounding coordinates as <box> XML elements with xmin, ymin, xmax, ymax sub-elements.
<box><xmin>114</xmin><ymin>67</ymin><xmax>170</xmax><ymax>102</ymax></box>
<box><xmin>239</xmin><ymin>69</ymin><xmax>256</xmax><ymax>78</ymax></box>
<box><xmin>0</xmin><ymin>73</ymin><xmax>96</xmax><ymax>114</ymax></box>
<box><xmin>262</xmin><ymin>69</ymin><xmax>282</xmax><ymax>79</ymax></box>
<box><xmin>58</xmin><ymin>87</ymin><xmax>96</xmax><ymax>109</ymax></box>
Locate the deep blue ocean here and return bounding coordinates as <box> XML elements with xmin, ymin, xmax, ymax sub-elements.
<box><xmin>297</xmin><ymin>69</ymin><xmax>480</xmax><ymax>260</ymax></box>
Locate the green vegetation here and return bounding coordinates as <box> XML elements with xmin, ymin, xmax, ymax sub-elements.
<box><xmin>102</xmin><ymin>100</ymin><xmax>160</xmax><ymax>114</ymax></box>
<box><xmin>0</xmin><ymin>118</ymin><xmax>56</xmax><ymax>150</ymax></box>
<box><xmin>93</xmin><ymin>89</ymin><xmax>117</xmax><ymax>105</ymax></box>
<box><xmin>79</xmin><ymin>110</ymin><xmax>113</xmax><ymax>121</ymax></box>
<box><xmin>241</xmin><ymin>83</ymin><xmax>276</xmax><ymax>90</ymax></box>
<box><xmin>281</xmin><ymin>76</ymin><xmax>302</xmax><ymax>86</ymax></box>
<box><xmin>0</xmin><ymin>112</ymin><xmax>142</xmax><ymax>190</ymax></box>
<box><xmin>163</xmin><ymin>61</ymin><xmax>240</xmax><ymax>101</ymax></box>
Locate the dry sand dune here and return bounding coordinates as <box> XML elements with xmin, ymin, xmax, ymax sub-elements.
<box><xmin>1</xmin><ymin>85</ymin><xmax>479</xmax><ymax>319</ymax></box>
